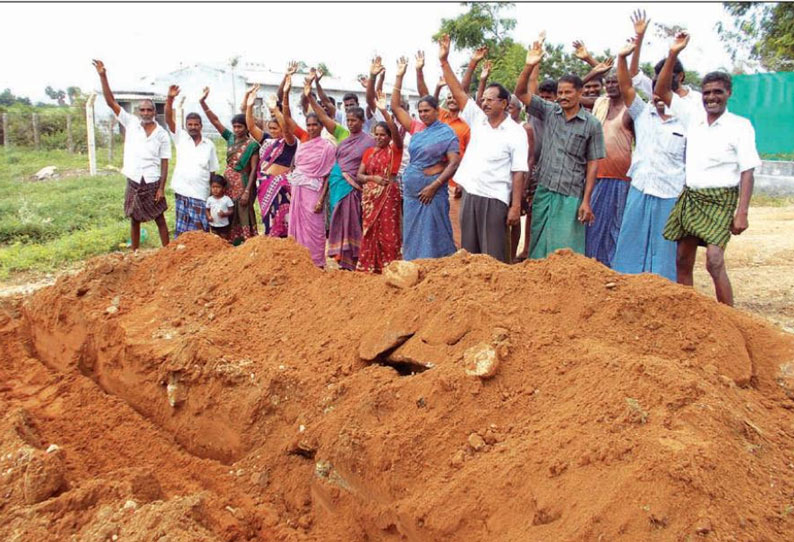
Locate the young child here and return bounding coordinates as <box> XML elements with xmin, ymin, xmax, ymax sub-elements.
<box><xmin>205</xmin><ymin>174</ymin><xmax>234</xmax><ymax>239</ymax></box>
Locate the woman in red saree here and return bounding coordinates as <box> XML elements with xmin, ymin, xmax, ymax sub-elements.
<box><xmin>355</xmin><ymin>93</ymin><xmax>404</xmax><ymax>273</ymax></box>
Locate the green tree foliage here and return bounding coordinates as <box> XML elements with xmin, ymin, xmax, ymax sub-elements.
<box><xmin>45</xmin><ymin>86</ymin><xmax>67</xmax><ymax>106</ymax></box>
<box><xmin>0</xmin><ymin>89</ymin><xmax>32</xmax><ymax>108</ymax></box>
<box><xmin>317</xmin><ymin>62</ymin><xmax>333</xmax><ymax>78</ymax></box>
<box><xmin>433</xmin><ymin>2</ymin><xmax>612</xmax><ymax>92</ymax></box>
<box><xmin>717</xmin><ymin>2</ymin><xmax>794</xmax><ymax>71</ymax></box>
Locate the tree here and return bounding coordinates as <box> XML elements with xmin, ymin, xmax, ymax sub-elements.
<box><xmin>317</xmin><ymin>62</ymin><xmax>333</xmax><ymax>77</ymax></box>
<box><xmin>434</xmin><ymin>2</ymin><xmax>611</xmax><ymax>90</ymax></box>
<box><xmin>66</xmin><ymin>86</ymin><xmax>83</xmax><ymax>105</ymax></box>
<box><xmin>717</xmin><ymin>2</ymin><xmax>794</xmax><ymax>72</ymax></box>
<box><xmin>45</xmin><ymin>86</ymin><xmax>67</xmax><ymax>106</ymax></box>
<box><xmin>0</xmin><ymin>88</ymin><xmax>31</xmax><ymax>107</ymax></box>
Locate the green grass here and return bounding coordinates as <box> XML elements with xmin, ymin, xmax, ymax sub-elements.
<box><xmin>0</xmin><ymin>141</ymin><xmax>226</xmax><ymax>279</ymax></box>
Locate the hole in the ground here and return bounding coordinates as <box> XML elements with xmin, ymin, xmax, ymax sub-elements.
<box><xmin>370</xmin><ymin>336</ymin><xmax>432</xmax><ymax>376</ymax></box>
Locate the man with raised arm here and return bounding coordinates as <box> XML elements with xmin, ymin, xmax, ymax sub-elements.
<box><xmin>515</xmin><ymin>37</ymin><xmax>605</xmax><ymax>260</ymax></box>
<box><xmin>164</xmin><ymin>85</ymin><xmax>219</xmax><ymax>238</ymax></box>
<box><xmin>611</xmin><ymin>36</ymin><xmax>686</xmax><ymax>282</ymax></box>
<box><xmin>93</xmin><ymin>59</ymin><xmax>171</xmax><ymax>250</ymax></box>
<box><xmin>439</xmin><ymin>34</ymin><xmax>528</xmax><ymax>263</ymax></box>
<box><xmin>656</xmin><ymin>32</ymin><xmax>760</xmax><ymax>306</ymax></box>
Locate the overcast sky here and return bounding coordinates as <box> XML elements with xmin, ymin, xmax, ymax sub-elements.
<box><xmin>2</xmin><ymin>2</ymin><xmax>734</xmax><ymax>102</ymax></box>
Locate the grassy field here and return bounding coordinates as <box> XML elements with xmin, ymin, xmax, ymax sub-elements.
<box><xmin>0</xmin><ymin>142</ymin><xmax>226</xmax><ymax>279</ymax></box>
<box><xmin>0</xmin><ymin>144</ymin><xmax>791</xmax><ymax>280</ymax></box>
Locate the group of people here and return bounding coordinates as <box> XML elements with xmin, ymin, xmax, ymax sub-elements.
<box><xmin>92</xmin><ymin>9</ymin><xmax>760</xmax><ymax>305</ymax></box>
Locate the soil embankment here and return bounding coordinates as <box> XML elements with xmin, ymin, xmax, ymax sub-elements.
<box><xmin>2</xmin><ymin>232</ymin><xmax>794</xmax><ymax>541</ymax></box>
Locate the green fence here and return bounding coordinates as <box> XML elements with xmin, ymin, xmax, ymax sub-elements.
<box><xmin>728</xmin><ymin>72</ymin><xmax>794</xmax><ymax>156</ymax></box>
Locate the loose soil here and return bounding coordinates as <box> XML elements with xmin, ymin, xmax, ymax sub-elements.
<box><xmin>1</xmin><ymin>226</ymin><xmax>794</xmax><ymax>541</ymax></box>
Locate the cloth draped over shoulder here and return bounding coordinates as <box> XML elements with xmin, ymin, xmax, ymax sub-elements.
<box><xmin>328</xmin><ymin>129</ymin><xmax>375</xmax><ymax>212</ymax></box>
<box><xmin>290</xmin><ymin>137</ymin><xmax>337</xmax><ymax>191</ymax></box>
<box><xmin>222</xmin><ymin>129</ymin><xmax>259</xmax><ymax>173</ymax></box>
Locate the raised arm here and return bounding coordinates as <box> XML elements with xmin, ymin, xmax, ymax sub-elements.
<box><xmin>529</xmin><ymin>62</ymin><xmax>540</xmax><ymax>96</ymax></box>
<box><xmin>269</xmin><ymin>95</ymin><xmax>295</xmax><ymax>145</ymax></box>
<box><xmin>244</xmin><ymin>84</ymin><xmax>265</xmax><ymax>142</ymax></box>
<box><xmin>199</xmin><ymin>87</ymin><xmax>227</xmax><ymax>135</ymax></box>
<box><xmin>629</xmin><ymin>9</ymin><xmax>650</xmax><ymax>77</ymax></box>
<box><xmin>515</xmin><ymin>38</ymin><xmax>545</xmax><ymax>106</ymax></box>
<box><xmin>92</xmin><ymin>60</ymin><xmax>121</xmax><ymax>116</ymax></box>
<box><xmin>476</xmin><ymin>60</ymin><xmax>492</xmax><ymax>106</ymax></box>
<box><xmin>366</xmin><ymin>56</ymin><xmax>384</xmax><ymax>114</ymax></box>
<box><xmin>572</xmin><ymin>40</ymin><xmax>598</xmax><ymax>68</ymax></box>
<box><xmin>314</xmin><ymin>70</ymin><xmax>336</xmax><ymax>119</ymax></box>
<box><xmin>305</xmin><ymin>76</ymin><xmax>337</xmax><ymax>134</ymax></box>
<box><xmin>165</xmin><ymin>85</ymin><xmax>179</xmax><ymax>133</ymax></box>
<box><xmin>582</xmin><ymin>57</ymin><xmax>614</xmax><ymax>84</ymax></box>
<box><xmin>656</xmin><ymin>32</ymin><xmax>690</xmax><ymax>106</ymax></box>
<box><xmin>376</xmin><ymin>91</ymin><xmax>402</xmax><ymax>150</ymax></box>
<box><xmin>616</xmin><ymin>38</ymin><xmax>638</xmax><ymax>107</ymax></box>
<box><xmin>415</xmin><ymin>50</ymin><xmax>429</xmax><ymax>96</ymax></box>
<box><xmin>277</xmin><ymin>61</ymin><xmax>298</xmax><ymax>103</ymax></box>
<box><xmin>391</xmin><ymin>57</ymin><xmax>414</xmax><ymax>132</ymax></box>
<box><xmin>462</xmin><ymin>45</ymin><xmax>487</xmax><ymax>93</ymax></box>
<box><xmin>281</xmin><ymin>74</ymin><xmax>301</xmax><ymax>136</ymax></box>
<box><xmin>434</xmin><ymin>77</ymin><xmax>446</xmax><ymax>103</ymax></box>
<box><xmin>439</xmin><ymin>34</ymin><xmax>468</xmax><ymax>111</ymax></box>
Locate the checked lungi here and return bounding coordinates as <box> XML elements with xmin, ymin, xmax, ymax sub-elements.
<box><xmin>663</xmin><ymin>186</ymin><xmax>739</xmax><ymax>249</ymax></box>
<box><xmin>124</xmin><ymin>178</ymin><xmax>167</xmax><ymax>222</ymax></box>
<box><xmin>174</xmin><ymin>193</ymin><xmax>209</xmax><ymax>238</ymax></box>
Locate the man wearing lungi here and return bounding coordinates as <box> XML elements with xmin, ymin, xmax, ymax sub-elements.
<box><xmin>93</xmin><ymin>60</ymin><xmax>171</xmax><ymax>250</ymax></box>
<box><xmin>165</xmin><ymin>85</ymin><xmax>219</xmax><ymax>237</ymax></box>
<box><xmin>611</xmin><ymin>36</ymin><xmax>686</xmax><ymax>281</ymax></box>
<box><xmin>515</xmin><ymin>36</ymin><xmax>606</xmax><ymax>259</ymax></box>
<box><xmin>655</xmin><ymin>33</ymin><xmax>761</xmax><ymax>306</ymax></box>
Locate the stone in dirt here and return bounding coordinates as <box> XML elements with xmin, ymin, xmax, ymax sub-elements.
<box><xmin>33</xmin><ymin>166</ymin><xmax>57</xmax><ymax>180</ymax></box>
<box><xmin>463</xmin><ymin>343</ymin><xmax>499</xmax><ymax>379</ymax></box>
<box><xmin>468</xmin><ymin>433</ymin><xmax>486</xmax><ymax>451</ymax></box>
<box><xmin>383</xmin><ymin>260</ymin><xmax>420</xmax><ymax>289</ymax></box>
<box><xmin>22</xmin><ymin>449</ymin><xmax>65</xmax><ymax>504</ymax></box>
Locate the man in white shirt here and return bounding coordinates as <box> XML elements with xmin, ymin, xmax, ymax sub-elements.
<box><xmin>656</xmin><ymin>33</ymin><xmax>761</xmax><ymax>306</ymax></box>
<box><xmin>93</xmin><ymin>59</ymin><xmax>171</xmax><ymax>250</ymax></box>
<box><xmin>612</xmin><ymin>37</ymin><xmax>686</xmax><ymax>282</ymax></box>
<box><xmin>439</xmin><ymin>34</ymin><xmax>529</xmax><ymax>263</ymax></box>
<box><xmin>165</xmin><ymin>85</ymin><xmax>220</xmax><ymax>238</ymax></box>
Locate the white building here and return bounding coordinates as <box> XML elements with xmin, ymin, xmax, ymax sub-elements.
<box><xmin>94</xmin><ymin>60</ymin><xmax>420</xmax><ymax>136</ymax></box>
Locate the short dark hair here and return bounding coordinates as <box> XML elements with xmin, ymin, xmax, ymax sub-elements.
<box><xmin>343</xmin><ymin>93</ymin><xmax>359</xmax><ymax>103</ymax></box>
<box><xmin>539</xmin><ymin>79</ymin><xmax>558</xmax><ymax>94</ymax></box>
<box><xmin>305</xmin><ymin>112</ymin><xmax>320</xmax><ymax>123</ymax></box>
<box><xmin>346</xmin><ymin>106</ymin><xmax>365</xmax><ymax>121</ymax></box>
<box><xmin>654</xmin><ymin>58</ymin><xmax>685</xmax><ymax>76</ymax></box>
<box><xmin>374</xmin><ymin>121</ymin><xmax>392</xmax><ymax>138</ymax></box>
<box><xmin>558</xmin><ymin>74</ymin><xmax>584</xmax><ymax>90</ymax></box>
<box><xmin>210</xmin><ymin>174</ymin><xmax>227</xmax><ymax>187</ymax></box>
<box><xmin>702</xmin><ymin>71</ymin><xmax>732</xmax><ymax>92</ymax></box>
<box><xmin>485</xmin><ymin>82</ymin><xmax>510</xmax><ymax>101</ymax></box>
<box><xmin>231</xmin><ymin>113</ymin><xmax>246</xmax><ymax>127</ymax></box>
<box><xmin>586</xmin><ymin>75</ymin><xmax>604</xmax><ymax>85</ymax></box>
<box><xmin>185</xmin><ymin>112</ymin><xmax>202</xmax><ymax>124</ymax></box>
<box><xmin>417</xmin><ymin>95</ymin><xmax>439</xmax><ymax>109</ymax></box>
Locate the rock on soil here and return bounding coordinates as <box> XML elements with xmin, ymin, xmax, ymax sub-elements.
<box><xmin>2</xmin><ymin>232</ymin><xmax>794</xmax><ymax>541</ymax></box>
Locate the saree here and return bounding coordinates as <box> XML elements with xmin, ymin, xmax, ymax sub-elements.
<box><xmin>402</xmin><ymin>120</ymin><xmax>459</xmax><ymax>260</ymax></box>
<box><xmin>288</xmin><ymin>137</ymin><xmax>336</xmax><ymax>267</ymax></box>
<box><xmin>222</xmin><ymin>130</ymin><xmax>259</xmax><ymax>245</ymax></box>
<box><xmin>357</xmin><ymin>144</ymin><xmax>402</xmax><ymax>273</ymax></box>
<box><xmin>256</xmin><ymin>138</ymin><xmax>291</xmax><ymax>237</ymax></box>
<box><xmin>327</xmin><ymin>130</ymin><xmax>375</xmax><ymax>270</ymax></box>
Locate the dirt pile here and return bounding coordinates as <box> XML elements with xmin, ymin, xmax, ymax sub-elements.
<box><xmin>2</xmin><ymin>231</ymin><xmax>794</xmax><ymax>541</ymax></box>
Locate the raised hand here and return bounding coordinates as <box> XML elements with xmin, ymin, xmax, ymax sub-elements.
<box><xmin>246</xmin><ymin>84</ymin><xmax>260</xmax><ymax>108</ymax></box>
<box><xmin>631</xmin><ymin>9</ymin><xmax>650</xmax><ymax>35</ymax></box>
<box><xmin>266</xmin><ymin>93</ymin><xmax>278</xmax><ymax>113</ymax></box>
<box><xmin>316</xmin><ymin>68</ymin><xmax>325</xmax><ymax>82</ymax></box>
<box><xmin>357</xmin><ymin>75</ymin><xmax>369</xmax><ymax>89</ymax></box>
<box><xmin>309</xmin><ymin>67</ymin><xmax>318</xmax><ymax>82</ymax></box>
<box><xmin>370</xmin><ymin>56</ymin><xmax>385</xmax><ymax>77</ymax></box>
<box><xmin>525</xmin><ymin>39</ymin><xmax>544</xmax><ymax>66</ymax></box>
<box><xmin>415</xmin><ymin>50</ymin><xmax>425</xmax><ymax>70</ymax></box>
<box><xmin>396</xmin><ymin>56</ymin><xmax>409</xmax><ymax>77</ymax></box>
<box><xmin>375</xmin><ymin>91</ymin><xmax>387</xmax><ymax>111</ymax></box>
<box><xmin>572</xmin><ymin>40</ymin><xmax>590</xmax><ymax>61</ymax></box>
<box><xmin>481</xmin><ymin>60</ymin><xmax>493</xmax><ymax>79</ymax></box>
<box><xmin>286</xmin><ymin>61</ymin><xmax>298</xmax><ymax>76</ymax></box>
<box><xmin>200</xmin><ymin>87</ymin><xmax>210</xmax><ymax>102</ymax></box>
<box><xmin>435</xmin><ymin>76</ymin><xmax>447</xmax><ymax>89</ymax></box>
<box><xmin>593</xmin><ymin>57</ymin><xmax>615</xmax><ymax>75</ymax></box>
<box><xmin>303</xmin><ymin>77</ymin><xmax>312</xmax><ymax>98</ymax></box>
<box><xmin>167</xmin><ymin>85</ymin><xmax>180</xmax><ymax>99</ymax></box>
<box><xmin>92</xmin><ymin>59</ymin><xmax>106</xmax><ymax>75</ymax></box>
<box><xmin>618</xmin><ymin>37</ymin><xmax>637</xmax><ymax>58</ymax></box>
<box><xmin>671</xmin><ymin>31</ymin><xmax>690</xmax><ymax>54</ymax></box>
<box><xmin>439</xmin><ymin>34</ymin><xmax>451</xmax><ymax>62</ymax></box>
<box><xmin>472</xmin><ymin>45</ymin><xmax>488</xmax><ymax>63</ymax></box>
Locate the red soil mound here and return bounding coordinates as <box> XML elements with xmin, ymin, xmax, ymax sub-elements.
<box><xmin>2</xmin><ymin>231</ymin><xmax>794</xmax><ymax>541</ymax></box>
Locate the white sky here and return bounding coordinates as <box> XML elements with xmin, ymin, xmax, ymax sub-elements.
<box><xmin>1</xmin><ymin>1</ymin><xmax>734</xmax><ymax>102</ymax></box>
